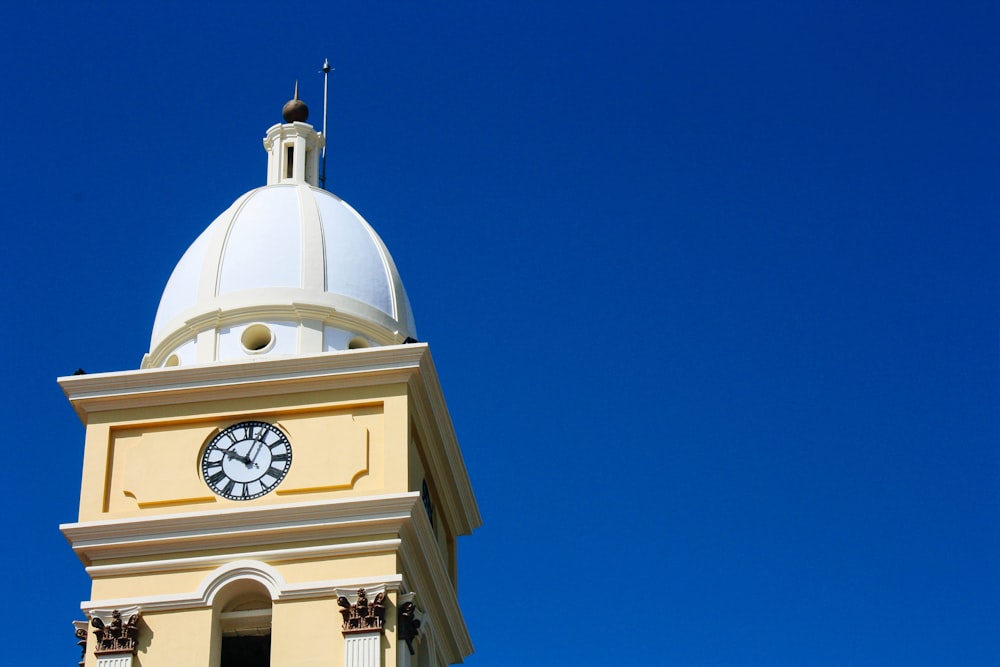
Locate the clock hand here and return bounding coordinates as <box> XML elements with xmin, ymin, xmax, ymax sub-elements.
<box><xmin>245</xmin><ymin>434</ymin><xmax>265</xmax><ymax>469</ymax></box>
<box><xmin>249</xmin><ymin>443</ymin><xmax>265</xmax><ymax>468</ymax></box>
<box><xmin>223</xmin><ymin>447</ymin><xmax>252</xmax><ymax>465</ymax></box>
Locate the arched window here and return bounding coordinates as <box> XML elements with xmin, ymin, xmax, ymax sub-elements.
<box><xmin>213</xmin><ymin>580</ymin><xmax>273</xmax><ymax>667</ymax></box>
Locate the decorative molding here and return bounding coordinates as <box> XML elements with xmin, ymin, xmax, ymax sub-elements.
<box><xmin>81</xmin><ymin>562</ymin><xmax>403</xmax><ymax>614</ymax></box>
<box><xmin>406</xmin><ymin>350</ymin><xmax>482</xmax><ymax>535</ymax></box>
<box><xmin>338</xmin><ymin>588</ymin><xmax>387</xmax><ymax>634</ymax></box>
<box><xmin>60</xmin><ymin>345</ymin><xmax>425</xmax><ymax>419</ymax></box>
<box><xmin>89</xmin><ymin>608</ymin><xmax>140</xmax><ymax>656</ymax></box>
<box><xmin>201</xmin><ymin>560</ymin><xmax>284</xmax><ymax>603</ymax></box>
<box><xmin>86</xmin><ymin>538</ymin><xmax>401</xmax><ymax>577</ymax></box>
<box><xmin>62</xmin><ymin>494</ymin><xmax>421</xmax><ymax>565</ymax></box>
<box><xmin>148</xmin><ymin>295</ymin><xmax>409</xmax><ymax>369</ymax></box>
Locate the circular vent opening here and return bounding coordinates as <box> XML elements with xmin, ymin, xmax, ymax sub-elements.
<box><xmin>241</xmin><ymin>324</ymin><xmax>274</xmax><ymax>354</ymax></box>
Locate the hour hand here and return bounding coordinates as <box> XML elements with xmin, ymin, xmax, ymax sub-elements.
<box><xmin>223</xmin><ymin>448</ymin><xmax>251</xmax><ymax>464</ymax></box>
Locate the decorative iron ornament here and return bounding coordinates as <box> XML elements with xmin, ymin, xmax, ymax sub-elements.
<box><xmin>398</xmin><ymin>600</ymin><xmax>422</xmax><ymax>655</ymax></box>
<box><xmin>91</xmin><ymin>609</ymin><xmax>141</xmax><ymax>655</ymax></box>
<box><xmin>338</xmin><ymin>588</ymin><xmax>386</xmax><ymax>634</ymax></box>
<box><xmin>74</xmin><ymin>623</ymin><xmax>88</xmax><ymax>666</ymax></box>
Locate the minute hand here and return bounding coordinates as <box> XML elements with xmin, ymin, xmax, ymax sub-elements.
<box><xmin>247</xmin><ymin>436</ymin><xmax>266</xmax><ymax>468</ymax></box>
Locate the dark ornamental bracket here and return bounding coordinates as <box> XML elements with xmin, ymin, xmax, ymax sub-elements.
<box><xmin>398</xmin><ymin>600</ymin><xmax>422</xmax><ymax>655</ymax></box>
<box><xmin>91</xmin><ymin>609</ymin><xmax>141</xmax><ymax>656</ymax></box>
<box><xmin>338</xmin><ymin>588</ymin><xmax>386</xmax><ymax>634</ymax></box>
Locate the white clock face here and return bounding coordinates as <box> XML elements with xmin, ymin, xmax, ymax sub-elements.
<box><xmin>202</xmin><ymin>421</ymin><xmax>292</xmax><ymax>500</ymax></box>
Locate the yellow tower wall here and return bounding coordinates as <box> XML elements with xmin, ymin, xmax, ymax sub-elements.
<box><xmin>63</xmin><ymin>346</ymin><xmax>480</xmax><ymax>666</ymax></box>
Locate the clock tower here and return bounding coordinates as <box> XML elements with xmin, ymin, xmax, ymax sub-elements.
<box><xmin>61</xmin><ymin>91</ymin><xmax>480</xmax><ymax>667</ymax></box>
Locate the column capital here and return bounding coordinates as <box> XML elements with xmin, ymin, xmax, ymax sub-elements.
<box><xmin>337</xmin><ymin>587</ymin><xmax>387</xmax><ymax>635</ymax></box>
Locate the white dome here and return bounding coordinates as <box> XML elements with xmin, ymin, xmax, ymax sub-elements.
<box><xmin>144</xmin><ymin>179</ymin><xmax>417</xmax><ymax>369</ymax></box>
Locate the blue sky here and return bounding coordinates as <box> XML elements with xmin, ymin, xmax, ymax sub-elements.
<box><xmin>3</xmin><ymin>1</ymin><xmax>997</xmax><ymax>664</ymax></box>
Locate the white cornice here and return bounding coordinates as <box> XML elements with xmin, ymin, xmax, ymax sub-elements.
<box><xmin>61</xmin><ymin>494</ymin><xmax>422</xmax><ymax>566</ymax></box>
<box><xmin>59</xmin><ymin>345</ymin><xmax>427</xmax><ymax>421</ymax></box>
<box><xmin>82</xmin><ymin>571</ymin><xmax>405</xmax><ymax>614</ymax></box>
<box><xmin>85</xmin><ymin>539</ymin><xmax>402</xmax><ymax>577</ymax></box>
<box><xmin>407</xmin><ymin>352</ymin><xmax>483</xmax><ymax>535</ymax></box>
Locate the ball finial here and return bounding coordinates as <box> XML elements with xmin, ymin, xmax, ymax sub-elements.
<box><xmin>282</xmin><ymin>81</ymin><xmax>309</xmax><ymax>122</ymax></box>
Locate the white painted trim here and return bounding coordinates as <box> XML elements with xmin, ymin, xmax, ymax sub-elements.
<box><xmin>81</xmin><ymin>560</ymin><xmax>404</xmax><ymax>614</ymax></box>
<box><xmin>60</xmin><ymin>345</ymin><xmax>426</xmax><ymax>420</ymax></box>
<box><xmin>334</xmin><ymin>583</ymin><xmax>387</xmax><ymax>602</ymax></box>
<box><xmin>279</xmin><ymin>576</ymin><xmax>402</xmax><ymax>602</ymax></box>
<box><xmin>407</xmin><ymin>350</ymin><xmax>482</xmax><ymax>534</ymax></box>
<box><xmin>86</xmin><ymin>538</ymin><xmax>401</xmax><ymax>577</ymax></box>
<box><xmin>88</xmin><ymin>605</ymin><xmax>141</xmax><ymax>623</ymax></box>
<box><xmin>62</xmin><ymin>494</ymin><xmax>421</xmax><ymax>564</ymax></box>
<box><xmin>201</xmin><ymin>560</ymin><xmax>285</xmax><ymax>603</ymax></box>
<box><xmin>149</xmin><ymin>290</ymin><xmax>410</xmax><ymax>367</ymax></box>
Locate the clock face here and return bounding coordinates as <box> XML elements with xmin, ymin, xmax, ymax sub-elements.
<box><xmin>202</xmin><ymin>421</ymin><xmax>292</xmax><ymax>500</ymax></box>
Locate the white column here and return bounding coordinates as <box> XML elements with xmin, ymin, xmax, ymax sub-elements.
<box><xmin>96</xmin><ymin>654</ymin><xmax>134</xmax><ymax>667</ymax></box>
<box><xmin>397</xmin><ymin>637</ymin><xmax>413</xmax><ymax>667</ymax></box>
<box><xmin>307</xmin><ymin>134</ymin><xmax>323</xmax><ymax>186</ymax></box>
<box><xmin>266</xmin><ymin>139</ymin><xmax>275</xmax><ymax>184</ymax></box>
<box><xmin>293</xmin><ymin>134</ymin><xmax>307</xmax><ymax>182</ymax></box>
<box><xmin>345</xmin><ymin>632</ymin><xmax>381</xmax><ymax>667</ymax></box>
